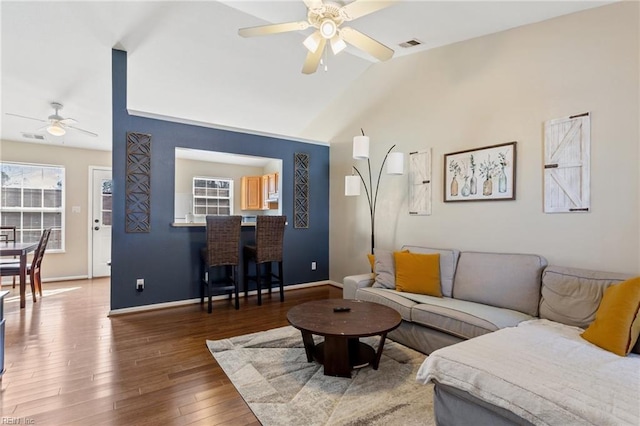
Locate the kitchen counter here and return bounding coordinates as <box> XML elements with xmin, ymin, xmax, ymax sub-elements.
<box><xmin>171</xmin><ymin>222</ymin><xmax>255</xmax><ymax>227</ymax></box>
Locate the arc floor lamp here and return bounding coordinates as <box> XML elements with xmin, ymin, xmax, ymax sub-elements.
<box><xmin>345</xmin><ymin>129</ymin><xmax>404</xmax><ymax>254</ymax></box>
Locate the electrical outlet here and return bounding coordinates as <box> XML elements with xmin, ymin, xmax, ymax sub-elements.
<box><xmin>136</xmin><ymin>278</ymin><xmax>144</xmax><ymax>292</ymax></box>
<box><xmin>311</xmin><ymin>262</ymin><xmax>317</xmax><ymax>271</ymax></box>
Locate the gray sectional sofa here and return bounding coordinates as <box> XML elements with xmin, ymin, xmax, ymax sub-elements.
<box><xmin>344</xmin><ymin>245</ymin><xmax>639</xmax><ymax>425</ymax></box>
<box><xmin>343</xmin><ymin>245</ymin><xmax>635</xmax><ymax>355</ymax></box>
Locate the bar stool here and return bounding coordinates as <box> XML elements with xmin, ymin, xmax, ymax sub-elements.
<box><xmin>243</xmin><ymin>215</ymin><xmax>286</xmax><ymax>306</ymax></box>
<box><xmin>201</xmin><ymin>215</ymin><xmax>242</xmax><ymax>313</ymax></box>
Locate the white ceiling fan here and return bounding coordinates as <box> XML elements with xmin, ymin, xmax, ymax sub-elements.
<box><xmin>238</xmin><ymin>0</ymin><xmax>398</xmax><ymax>74</ymax></box>
<box><xmin>6</xmin><ymin>102</ymin><xmax>98</xmax><ymax>137</ymax></box>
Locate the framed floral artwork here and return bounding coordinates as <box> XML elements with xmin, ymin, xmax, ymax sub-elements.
<box><xmin>444</xmin><ymin>141</ymin><xmax>516</xmax><ymax>202</ymax></box>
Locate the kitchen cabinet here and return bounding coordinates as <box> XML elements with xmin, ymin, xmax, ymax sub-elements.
<box><xmin>267</xmin><ymin>173</ymin><xmax>278</xmax><ymax>197</ymax></box>
<box><xmin>241</xmin><ymin>176</ymin><xmax>262</xmax><ymax>210</ymax></box>
<box><xmin>262</xmin><ymin>172</ymin><xmax>279</xmax><ymax>210</ymax></box>
<box><xmin>242</xmin><ymin>173</ymin><xmax>279</xmax><ymax>210</ymax></box>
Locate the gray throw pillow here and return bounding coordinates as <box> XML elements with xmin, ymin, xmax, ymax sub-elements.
<box><xmin>372</xmin><ymin>249</ymin><xmax>396</xmax><ymax>289</ymax></box>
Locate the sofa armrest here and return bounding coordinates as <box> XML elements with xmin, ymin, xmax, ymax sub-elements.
<box><xmin>343</xmin><ymin>273</ymin><xmax>374</xmax><ymax>299</ymax></box>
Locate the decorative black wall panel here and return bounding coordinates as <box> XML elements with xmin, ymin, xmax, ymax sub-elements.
<box><xmin>294</xmin><ymin>152</ymin><xmax>309</xmax><ymax>229</ymax></box>
<box><xmin>125</xmin><ymin>132</ymin><xmax>152</xmax><ymax>233</ymax></box>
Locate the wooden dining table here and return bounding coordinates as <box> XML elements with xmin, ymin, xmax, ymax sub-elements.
<box><xmin>0</xmin><ymin>241</ymin><xmax>39</xmax><ymax>308</ymax></box>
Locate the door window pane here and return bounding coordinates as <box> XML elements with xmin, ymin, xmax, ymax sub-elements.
<box><xmin>100</xmin><ymin>179</ymin><xmax>112</xmax><ymax>228</ymax></box>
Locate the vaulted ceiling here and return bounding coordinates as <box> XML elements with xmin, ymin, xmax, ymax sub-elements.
<box><xmin>1</xmin><ymin>1</ymin><xmax>612</xmax><ymax>151</ymax></box>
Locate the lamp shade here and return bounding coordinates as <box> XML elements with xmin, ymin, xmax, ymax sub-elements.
<box><xmin>47</xmin><ymin>123</ymin><xmax>66</xmax><ymax>136</ymax></box>
<box><xmin>303</xmin><ymin>32</ymin><xmax>322</xmax><ymax>53</ymax></box>
<box><xmin>386</xmin><ymin>152</ymin><xmax>404</xmax><ymax>175</ymax></box>
<box><xmin>353</xmin><ymin>135</ymin><xmax>369</xmax><ymax>160</ymax></box>
<box><xmin>345</xmin><ymin>175</ymin><xmax>361</xmax><ymax>196</ymax></box>
<box><xmin>330</xmin><ymin>36</ymin><xmax>347</xmax><ymax>55</ymax></box>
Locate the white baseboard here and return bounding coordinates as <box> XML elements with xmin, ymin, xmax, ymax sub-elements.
<box><xmin>108</xmin><ymin>280</ymin><xmax>339</xmax><ymax>316</ymax></box>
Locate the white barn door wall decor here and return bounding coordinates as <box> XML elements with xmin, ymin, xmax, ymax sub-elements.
<box><xmin>544</xmin><ymin>113</ymin><xmax>590</xmax><ymax>213</ymax></box>
<box><xmin>409</xmin><ymin>149</ymin><xmax>432</xmax><ymax>215</ymax></box>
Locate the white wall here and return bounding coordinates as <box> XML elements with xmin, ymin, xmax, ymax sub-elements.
<box><xmin>0</xmin><ymin>139</ymin><xmax>112</xmax><ymax>280</ymax></box>
<box><xmin>303</xmin><ymin>2</ymin><xmax>640</xmax><ymax>281</ymax></box>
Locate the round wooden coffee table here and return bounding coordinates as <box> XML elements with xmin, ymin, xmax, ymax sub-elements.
<box><xmin>287</xmin><ymin>299</ymin><xmax>401</xmax><ymax>378</ymax></box>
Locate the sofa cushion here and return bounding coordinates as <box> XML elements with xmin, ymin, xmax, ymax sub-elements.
<box><xmin>394</xmin><ymin>252</ymin><xmax>441</xmax><ymax>297</ymax></box>
<box><xmin>453</xmin><ymin>251</ymin><xmax>547</xmax><ymax>316</ymax></box>
<box><xmin>401</xmin><ymin>246</ymin><xmax>460</xmax><ymax>298</ymax></box>
<box><xmin>355</xmin><ymin>287</ymin><xmax>417</xmax><ymax>321</ymax></box>
<box><xmin>580</xmin><ymin>277</ymin><xmax>640</xmax><ymax>356</ymax></box>
<box><xmin>539</xmin><ymin>265</ymin><xmax>632</xmax><ymax>329</ymax></box>
<box><xmin>406</xmin><ymin>294</ymin><xmax>533</xmax><ymax>339</ymax></box>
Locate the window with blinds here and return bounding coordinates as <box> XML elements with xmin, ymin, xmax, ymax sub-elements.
<box><xmin>0</xmin><ymin>162</ymin><xmax>65</xmax><ymax>250</ymax></box>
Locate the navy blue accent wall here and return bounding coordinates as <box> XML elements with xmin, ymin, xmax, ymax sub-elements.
<box><xmin>111</xmin><ymin>49</ymin><xmax>329</xmax><ymax>310</ymax></box>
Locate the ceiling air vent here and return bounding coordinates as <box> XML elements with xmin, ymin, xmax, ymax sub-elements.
<box><xmin>21</xmin><ymin>132</ymin><xmax>45</xmax><ymax>140</ymax></box>
<box><xmin>398</xmin><ymin>39</ymin><xmax>423</xmax><ymax>48</ymax></box>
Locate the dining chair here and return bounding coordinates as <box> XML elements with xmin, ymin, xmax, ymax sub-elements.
<box><xmin>243</xmin><ymin>215</ymin><xmax>286</xmax><ymax>306</ymax></box>
<box><xmin>0</xmin><ymin>228</ymin><xmax>51</xmax><ymax>301</ymax></box>
<box><xmin>0</xmin><ymin>226</ymin><xmax>16</xmax><ymax>243</ymax></box>
<box><xmin>200</xmin><ymin>216</ymin><xmax>242</xmax><ymax>313</ymax></box>
<box><xmin>0</xmin><ymin>226</ymin><xmax>17</xmax><ymax>288</ymax></box>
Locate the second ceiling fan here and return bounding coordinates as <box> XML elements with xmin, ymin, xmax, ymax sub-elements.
<box><xmin>238</xmin><ymin>0</ymin><xmax>397</xmax><ymax>74</ymax></box>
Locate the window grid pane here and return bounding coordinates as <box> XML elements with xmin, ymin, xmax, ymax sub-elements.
<box><xmin>1</xmin><ymin>188</ymin><xmax>21</xmax><ymax>208</ymax></box>
<box><xmin>23</xmin><ymin>189</ymin><xmax>42</xmax><ymax>208</ymax></box>
<box><xmin>43</xmin><ymin>189</ymin><xmax>62</xmax><ymax>208</ymax></box>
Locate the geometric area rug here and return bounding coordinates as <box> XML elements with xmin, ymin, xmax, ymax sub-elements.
<box><xmin>207</xmin><ymin>325</ymin><xmax>435</xmax><ymax>426</ymax></box>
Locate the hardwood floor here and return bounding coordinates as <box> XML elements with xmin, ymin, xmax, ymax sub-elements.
<box><xmin>1</xmin><ymin>278</ymin><xmax>342</xmax><ymax>425</ymax></box>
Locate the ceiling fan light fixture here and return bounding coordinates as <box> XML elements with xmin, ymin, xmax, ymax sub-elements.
<box><xmin>319</xmin><ymin>19</ymin><xmax>337</xmax><ymax>39</ymax></box>
<box><xmin>47</xmin><ymin>123</ymin><xmax>66</xmax><ymax>136</ymax></box>
<box><xmin>303</xmin><ymin>31</ymin><xmax>322</xmax><ymax>53</ymax></box>
<box><xmin>330</xmin><ymin>36</ymin><xmax>347</xmax><ymax>55</ymax></box>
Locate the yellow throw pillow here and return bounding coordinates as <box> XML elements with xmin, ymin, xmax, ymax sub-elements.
<box><xmin>367</xmin><ymin>254</ymin><xmax>375</xmax><ymax>271</ymax></box>
<box><xmin>581</xmin><ymin>276</ymin><xmax>640</xmax><ymax>356</ymax></box>
<box><xmin>394</xmin><ymin>252</ymin><xmax>441</xmax><ymax>297</ymax></box>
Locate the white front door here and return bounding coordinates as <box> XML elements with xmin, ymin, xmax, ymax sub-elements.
<box><xmin>91</xmin><ymin>168</ymin><xmax>112</xmax><ymax>277</ymax></box>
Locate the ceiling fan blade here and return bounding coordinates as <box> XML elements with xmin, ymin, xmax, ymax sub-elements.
<box><xmin>302</xmin><ymin>39</ymin><xmax>327</xmax><ymax>75</ymax></box>
<box><xmin>340</xmin><ymin>0</ymin><xmax>398</xmax><ymax>21</ymax></box>
<box><xmin>59</xmin><ymin>117</ymin><xmax>78</xmax><ymax>125</ymax></box>
<box><xmin>5</xmin><ymin>112</ymin><xmax>46</xmax><ymax>123</ymax></box>
<box><xmin>303</xmin><ymin>0</ymin><xmax>323</xmax><ymax>10</ymax></box>
<box><xmin>339</xmin><ymin>27</ymin><xmax>394</xmax><ymax>61</ymax></box>
<box><xmin>239</xmin><ymin>21</ymin><xmax>309</xmax><ymax>37</ymax></box>
<box><xmin>65</xmin><ymin>124</ymin><xmax>98</xmax><ymax>137</ymax></box>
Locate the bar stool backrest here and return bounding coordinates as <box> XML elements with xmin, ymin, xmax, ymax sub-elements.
<box><xmin>254</xmin><ymin>216</ymin><xmax>286</xmax><ymax>264</ymax></box>
<box><xmin>205</xmin><ymin>216</ymin><xmax>242</xmax><ymax>267</ymax></box>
